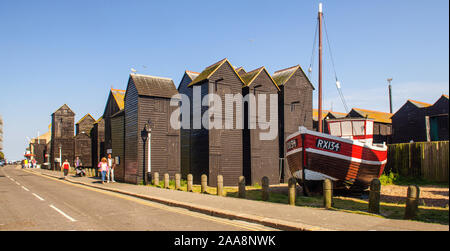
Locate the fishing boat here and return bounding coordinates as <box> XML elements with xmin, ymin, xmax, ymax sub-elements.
<box><xmin>285</xmin><ymin>3</ymin><xmax>388</xmax><ymax>195</ymax></box>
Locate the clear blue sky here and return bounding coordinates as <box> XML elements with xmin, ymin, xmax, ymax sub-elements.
<box><xmin>0</xmin><ymin>0</ymin><xmax>448</xmax><ymax>160</ymax></box>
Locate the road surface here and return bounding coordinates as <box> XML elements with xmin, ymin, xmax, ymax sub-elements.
<box><xmin>0</xmin><ymin>165</ymin><xmax>276</xmax><ymax>231</ymax></box>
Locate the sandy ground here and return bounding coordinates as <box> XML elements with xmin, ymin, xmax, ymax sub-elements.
<box><xmin>380</xmin><ymin>185</ymin><xmax>449</xmax><ymax>208</ymax></box>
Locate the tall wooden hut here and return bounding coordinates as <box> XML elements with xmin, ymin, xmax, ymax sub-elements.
<box><xmin>239</xmin><ymin>67</ymin><xmax>280</xmax><ymax>185</ymax></box>
<box><xmin>50</xmin><ymin>104</ymin><xmax>75</xmax><ymax>169</ymax></box>
<box><xmin>272</xmin><ymin>65</ymin><xmax>314</xmax><ymax>182</ymax></box>
<box><xmin>391</xmin><ymin>100</ymin><xmax>431</xmax><ymax>143</ymax></box>
<box><xmin>91</xmin><ymin>117</ymin><xmax>105</xmax><ymax>168</ymax></box>
<box><xmin>111</xmin><ymin>110</ymin><xmax>125</xmax><ymax>181</ymax></box>
<box><xmin>103</xmin><ymin>88</ymin><xmax>126</xmax><ymax>154</ymax></box>
<box><xmin>187</xmin><ymin>58</ymin><xmax>244</xmax><ymax>186</ymax></box>
<box><xmin>347</xmin><ymin>108</ymin><xmax>393</xmax><ymax>144</ymax></box>
<box><xmin>124</xmin><ymin>73</ymin><xmax>180</xmax><ymax>184</ymax></box>
<box><xmin>75</xmin><ymin>114</ymin><xmax>95</xmax><ymax>136</ymax></box>
<box><xmin>74</xmin><ymin>132</ymin><xmax>92</xmax><ymax>167</ymax></box>
<box><xmin>178</xmin><ymin>70</ymin><xmax>200</xmax><ymax>179</ymax></box>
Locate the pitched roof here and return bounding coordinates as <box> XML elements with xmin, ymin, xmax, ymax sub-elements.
<box><xmin>76</xmin><ymin>114</ymin><xmax>95</xmax><ymax>125</ymax></box>
<box><xmin>52</xmin><ymin>104</ymin><xmax>75</xmax><ymax>115</ymax></box>
<box><xmin>240</xmin><ymin>67</ymin><xmax>280</xmax><ymax>91</ymax></box>
<box><xmin>350</xmin><ymin>108</ymin><xmax>393</xmax><ymax>124</ymax></box>
<box><xmin>188</xmin><ymin>58</ymin><xmax>244</xmax><ymax>87</ymax></box>
<box><xmin>408</xmin><ymin>99</ymin><xmax>432</xmax><ymax>108</ymax></box>
<box><xmin>93</xmin><ymin>116</ymin><xmax>103</xmax><ymax>125</ymax></box>
<box><xmin>111</xmin><ymin>88</ymin><xmax>126</xmax><ymax>110</ymax></box>
<box><xmin>272</xmin><ymin>65</ymin><xmax>315</xmax><ymax>90</ymax></box>
<box><xmin>185</xmin><ymin>70</ymin><xmax>200</xmax><ymax>81</ymax></box>
<box><xmin>235</xmin><ymin>67</ymin><xmax>246</xmax><ymax>75</ymax></box>
<box><xmin>130</xmin><ymin>74</ymin><xmax>178</xmax><ymax>98</ymax></box>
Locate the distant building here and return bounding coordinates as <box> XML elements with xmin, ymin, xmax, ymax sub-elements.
<box><xmin>312</xmin><ymin>109</ymin><xmax>347</xmax><ymax>133</ymax></box>
<box><xmin>392</xmin><ymin>95</ymin><xmax>449</xmax><ymax>143</ymax></box>
<box><xmin>346</xmin><ymin>108</ymin><xmax>393</xmax><ymax>144</ymax></box>
<box><xmin>103</xmin><ymin>88</ymin><xmax>126</xmax><ymax>155</ymax></box>
<box><xmin>91</xmin><ymin>117</ymin><xmax>105</xmax><ymax>168</ymax></box>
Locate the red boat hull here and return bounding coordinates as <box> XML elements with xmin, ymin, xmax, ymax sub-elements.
<box><xmin>285</xmin><ymin>128</ymin><xmax>387</xmax><ymax>191</ymax></box>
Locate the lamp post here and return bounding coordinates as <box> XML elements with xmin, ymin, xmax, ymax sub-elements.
<box><xmin>141</xmin><ymin>121</ymin><xmax>151</xmax><ymax>185</ymax></box>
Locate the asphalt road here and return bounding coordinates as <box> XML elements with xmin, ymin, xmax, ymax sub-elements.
<box><xmin>0</xmin><ymin>165</ymin><xmax>276</xmax><ymax>231</ymax></box>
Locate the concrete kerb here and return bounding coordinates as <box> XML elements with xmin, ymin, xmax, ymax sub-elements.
<box><xmin>29</xmin><ymin>169</ymin><xmax>330</xmax><ymax>231</ymax></box>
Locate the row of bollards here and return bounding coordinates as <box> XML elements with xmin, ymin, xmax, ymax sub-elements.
<box><xmin>150</xmin><ymin>173</ymin><xmax>421</xmax><ymax>219</ymax></box>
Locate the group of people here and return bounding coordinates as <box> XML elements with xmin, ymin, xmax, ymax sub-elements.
<box><xmin>22</xmin><ymin>158</ymin><xmax>37</xmax><ymax>169</ymax></box>
<box><xmin>98</xmin><ymin>154</ymin><xmax>116</xmax><ymax>184</ymax></box>
<box><xmin>60</xmin><ymin>154</ymin><xmax>116</xmax><ymax>184</ymax></box>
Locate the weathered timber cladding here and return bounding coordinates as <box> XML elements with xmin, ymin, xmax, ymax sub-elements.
<box><xmin>241</xmin><ymin>68</ymin><xmax>280</xmax><ymax>185</ymax></box>
<box><xmin>391</xmin><ymin>101</ymin><xmax>429</xmax><ymax>143</ymax></box>
<box><xmin>111</xmin><ymin>110</ymin><xmax>125</xmax><ymax>182</ymax></box>
<box><xmin>50</xmin><ymin>104</ymin><xmax>75</xmax><ymax>169</ymax></box>
<box><xmin>386</xmin><ymin>141</ymin><xmax>449</xmax><ymax>182</ymax></box>
<box><xmin>124</xmin><ymin>80</ymin><xmax>139</xmax><ymax>184</ymax></box>
<box><xmin>189</xmin><ymin>60</ymin><xmax>243</xmax><ymax>186</ymax></box>
<box><xmin>274</xmin><ymin>66</ymin><xmax>314</xmax><ymax>182</ymax></box>
<box><xmin>124</xmin><ymin>74</ymin><xmax>180</xmax><ymax>185</ymax></box>
<box><xmin>91</xmin><ymin>118</ymin><xmax>105</xmax><ymax>167</ymax></box>
<box><xmin>31</xmin><ymin>140</ymin><xmax>47</xmax><ymax>165</ymax></box>
<box><xmin>178</xmin><ymin>72</ymin><xmax>196</xmax><ymax>179</ymax></box>
<box><xmin>104</xmin><ymin>89</ymin><xmax>126</xmax><ymax>154</ymax></box>
<box><xmin>74</xmin><ymin>132</ymin><xmax>92</xmax><ymax>167</ymax></box>
<box><xmin>76</xmin><ymin>114</ymin><xmax>95</xmax><ymax>136</ymax></box>
<box><xmin>425</xmin><ymin>95</ymin><xmax>449</xmax><ymax>141</ymax></box>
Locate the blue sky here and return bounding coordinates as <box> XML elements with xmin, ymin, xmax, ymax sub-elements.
<box><xmin>0</xmin><ymin>0</ymin><xmax>448</xmax><ymax>160</ymax></box>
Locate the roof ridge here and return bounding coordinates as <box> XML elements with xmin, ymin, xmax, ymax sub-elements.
<box><xmin>274</xmin><ymin>65</ymin><xmax>300</xmax><ymax>74</ymax></box>
<box><xmin>132</xmin><ymin>73</ymin><xmax>173</xmax><ymax>82</ymax></box>
<box><xmin>353</xmin><ymin>107</ymin><xmax>393</xmax><ymax>115</ymax></box>
<box><xmin>186</xmin><ymin>70</ymin><xmax>200</xmax><ymax>74</ymax></box>
<box><xmin>76</xmin><ymin>113</ymin><xmax>94</xmax><ymax>124</ymax></box>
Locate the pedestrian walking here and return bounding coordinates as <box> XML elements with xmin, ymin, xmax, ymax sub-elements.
<box><xmin>61</xmin><ymin>159</ymin><xmax>70</xmax><ymax>179</ymax></box>
<box><xmin>32</xmin><ymin>159</ymin><xmax>36</xmax><ymax>168</ymax></box>
<box><xmin>98</xmin><ymin>157</ymin><xmax>109</xmax><ymax>184</ymax></box>
<box><xmin>107</xmin><ymin>154</ymin><xmax>116</xmax><ymax>183</ymax></box>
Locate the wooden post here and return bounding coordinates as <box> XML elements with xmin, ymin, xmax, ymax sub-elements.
<box><xmin>217</xmin><ymin>175</ymin><xmax>224</xmax><ymax>197</ymax></box>
<box><xmin>323</xmin><ymin>179</ymin><xmax>333</xmax><ymax>209</ymax></box>
<box><xmin>288</xmin><ymin>177</ymin><xmax>296</xmax><ymax>206</ymax></box>
<box><xmin>153</xmin><ymin>172</ymin><xmax>159</xmax><ymax>187</ymax></box>
<box><xmin>187</xmin><ymin>174</ymin><xmax>193</xmax><ymax>192</ymax></box>
<box><xmin>262</xmin><ymin>176</ymin><xmax>269</xmax><ymax>201</ymax></box>
<box><xmin>238</xmin><ymin>176</ymin><xmax>246</xmax><ymax>198</ymax></box>
<box><xmin>175</xmin><ymin>173</ymin><xmax>181</xmax><ymax>190</ymax></box>
<box><xmin>201</xmin><ymin>174</ymin><xmax>208</xmax><ymax>194</ymax></box>
<box><xmin>368</xmin><ymin>179</ymin><xmax>381</xmax><ymax>214</ymax></box>
<box><xmin>164</xmin><ymin>173</ymin><xmax>169</xmax><ymax>189</ymax></box>
<box><xmin>404</xmin><ymin>185</ymin><xmax>420</xmax><ymax>220</ymax></box>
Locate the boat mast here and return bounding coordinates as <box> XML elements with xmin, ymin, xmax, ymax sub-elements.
<box><xmin>318</xmin><ymin>3</ymin><xmax>323</xmax><ymax>133</ymax></box>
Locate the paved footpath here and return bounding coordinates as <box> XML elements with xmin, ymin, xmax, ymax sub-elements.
<box><xmin>28</xmin><ymin>168</ymin><xmax>448</xmax><ymax>231</ymax></box>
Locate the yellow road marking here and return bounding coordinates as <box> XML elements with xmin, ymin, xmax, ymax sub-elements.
<box><xmin>25</xmin><ymin>170</ymin><xmax>273</xmax><ymax>231</ymax></box>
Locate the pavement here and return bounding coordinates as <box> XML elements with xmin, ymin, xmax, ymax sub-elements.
<box><xmin>27</xmin><ymin>168</ymin><xmax>449</xmax><ymax>231</ymax></box>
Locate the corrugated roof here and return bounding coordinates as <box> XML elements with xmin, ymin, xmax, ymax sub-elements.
<box><xmin>272</xmin><ymin>65</ymin><xmax>315</xmax><ymax>90</ymax></box>
<box><xmin>130</xmin><ymin>74</ymin><xmax>178</xmax><ymax>98</ymax></box>
<box><xmin>408</xmin><ymin>99</ymin><xmax>432</xmax><ymax>108</ymax></box>
<box><xmin>240</xmin><ymin>67</ymin><xmax>280</xmax><ymax>91</ymax></box>
<box><xmin>111</xmin><ymin>88</ymin><xmax>126</xmax><ymax>110</ymax></box>
<box><xmin>76</xmin><ymin>114</ymin><xmax>95</xmax><ymax>125</ymax></box>
<box><xmin>188</xmin><ymin>58</ymin><xmax>245</xmax><ymax>87</ymax></box>
<box><xmin>350</xmin><ymin>108</ymin><xmax>393</xmax><ymax>124</ymax></box>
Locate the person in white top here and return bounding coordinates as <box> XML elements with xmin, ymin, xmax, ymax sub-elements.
<box><xmin>107</xmin><ymin>154</ymin><xmax>116</xmax><ymax>183</ymax></box>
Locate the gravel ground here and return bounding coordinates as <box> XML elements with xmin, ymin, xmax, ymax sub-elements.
<box><xmin>270</xmin><ymin>184</ymin><xmax>449</xmax><ymax>208</ymax></box>
<box><xmin>380</xmin><ymin>185</ymin><xmax>449</xmax><ymax>208</ymax></box>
